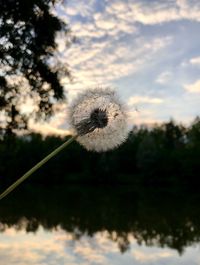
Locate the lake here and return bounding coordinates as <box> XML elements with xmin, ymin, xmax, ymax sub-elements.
<box><xmin>0</xmin><ymin>185</ymin><xmax>200</xmax><ymax>265</ymax></box>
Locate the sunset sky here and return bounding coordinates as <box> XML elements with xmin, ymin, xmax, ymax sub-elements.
<box><xmin>32</xmin><ymin>0</ymin><xmax>200</xmax><ymax>135</ymax></box>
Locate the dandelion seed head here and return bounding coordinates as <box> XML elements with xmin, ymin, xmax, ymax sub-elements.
<box><xmin>68</xmin><ymin>88</ymin><xmax>129</xmax><ymax>152</ymax></box>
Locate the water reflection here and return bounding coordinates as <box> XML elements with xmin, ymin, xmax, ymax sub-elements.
<box><xmin>2</xmin><ymin>226</ymin><xmax>198</xmax><ymax>265</ymax></box>
<box><xmin>0</xmin><ymin>186</ymin><xmax>200</xmax><ymax>264</ymax></box>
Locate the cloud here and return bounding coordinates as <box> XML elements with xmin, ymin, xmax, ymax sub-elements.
<box><xmin>189</xmin><ymin>56</ymin><xmax>200</xmax><ymax>65</ymax></box>
<box><xmin>53</xmin><ymin>19</ymin><xmax>172</xmax><ymax>134</ymax></box>
<box><xmin>1</xmin><ymin>226</ymin><xmax>200</xmax><ymax>265</ymax></box>
<box><xmin>128</xmin><ymin>3</ymin><xmax>179</xmax><ymax>25</ymax></box>
<box><xmin>156</xmin><ymin>71</ymin><xmax>172</xmax><ymax>84</ymax></box>
<box><xmin>106</xmin><ymin>0</ymin><xmax>200</xmax><ymax>25</ymax></box>
<box><xmin>55</xmin><ymin>0</ymin><xmax>173</xmax><ymax>97</ymax></box>
<box><xmin>93</xmin><ymin>11</ymin><xmax>138</xmax><ymax>36</ymax></box>
<box><xmin>74</xmin><ymin>244</ymin><xmax>107</xmax><ymax>264</ymax></box>
<box><xmin>128</xmin><ymin>96</ymin><xmax>164</xmax><ymax>105</ymax></box>
<box><xmin>94</xmin><ymin>13</ymin><xmax>116</xmax><ymax>30</ymax></box>
<box><xmin>128</xmin><ymin>110</ymin><xmax>162</xmax><ymax>126</ymax></box>
<box><xmin>59</xmin><ymin>35</ymin><xmax>172</xmax><ymax>97</ymax></box>
<box><xmin>29</xmin><ymin>107</ymin><xmax>72</xmax><ymax>136</ymax></box>
<box><xmin>44</xmin><ymin>0</ymin><xmax>200</xmax><ymax>134</ymax></box>
<box><xmin>0</xmin><ymin>227</ymin><xmax>76</xmax><ymax>265</ymax></box>
<box><xmin>56</xmin><ymin>1</ymin><xmax>95</xmax><ymax>20</ymax></box>
<box><xmin>184</xmin><ymin>80</ymin><xmax>200</xmax><ymax>93</ymax></box>
<box><xmin>29</xmin><ymin>122</ymin><xmax>71</xmax><ymax>136</ymax></box>
<box><xmin>133</xmin><ymin>249</ymin><xmax>174</xmax><ymax>262</ymax></box>
<box><xmin>69</xmin><ymin>22</ymin><xmax>106</xmax><ymax>39</ymax></box>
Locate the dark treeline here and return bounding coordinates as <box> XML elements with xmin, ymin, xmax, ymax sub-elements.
<box><xmin>0</xmin><ymin>117</ymin><xmax>200</xmax><ymax>188</ymax></box>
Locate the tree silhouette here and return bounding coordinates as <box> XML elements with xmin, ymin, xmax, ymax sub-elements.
<box><xmin>0</xmin><ymin>0</ymin><xmax>72</xmax><ymax>135</ymax></box>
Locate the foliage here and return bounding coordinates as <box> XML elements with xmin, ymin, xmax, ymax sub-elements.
<box><xmin>0</xmin><ymin>0</ymin><xmax>72</xmax><ymax>135</ymax></box>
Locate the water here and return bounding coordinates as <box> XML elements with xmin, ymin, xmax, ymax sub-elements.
<box><xmin>0</xmin><ymin>185</ymin><xmax>200</xmax><ymax>265</ymax></box>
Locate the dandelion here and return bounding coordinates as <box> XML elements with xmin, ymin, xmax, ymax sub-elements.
<box><xmin>0</xmin><ymin>88</ymin><xmax>129</xmax><ymax>200</ymax></box>
<box><xmin>69</xmin><ymin>88</ymin><xmax>129</xmax><ymax>152</ymax></box>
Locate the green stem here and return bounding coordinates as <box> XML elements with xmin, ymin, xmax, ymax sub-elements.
<box><xmin>0</xmin><ymin>135</ymin><xmax>77</xmax><ymax>200</ymax></box>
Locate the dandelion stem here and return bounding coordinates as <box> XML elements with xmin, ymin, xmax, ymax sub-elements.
<box><xmin>0</xmin><ymin>135</ymin><xmax>78</xmax><ymax>200</ymax></box>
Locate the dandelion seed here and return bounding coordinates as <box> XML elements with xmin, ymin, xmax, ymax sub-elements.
<box><xmin>69</xmin><ymin>88</ymin><xmax>129</xmax><ymax>152</ymax></box>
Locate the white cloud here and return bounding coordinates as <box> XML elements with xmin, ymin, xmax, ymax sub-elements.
<box><xmin>129</xmin><ymin>4</ymin><xmax>179</xmax><ymax>25</ymax></box>
<box><xmin>94</xmin><ymin>13</ymin><xmax>116</xmax><ymax>30</ymax></box>
<box><xmin>127</xmin><ymin>109</ymin><xmax>162</xmax><ymax>126</ymax></box>
<box><xmin>71</xmin><ymin>22</ymin><xmax>106</xmax><ymax>39</ymax></box>
<box><xmin>57</xmin><ymin>1</ymin><xmax>95</xmax><ymax>19</ymax></box>
<box><xmin>53</xmin><ymin>11</ymin><xmax>173</xmax><ymax>133</ymax></box>
<box><xmin>156</xmin><ymin>71</ymin><xmax>172</xmax><ymax>84</ymax></box>
<box><xmin>45</xmin><ymin>0</ymin><xmax>200</xmax><ymax>134</ymax></box>
<box><xmin>59</xmin><ymin>35</ymin><xmax>172</xmax><ymax>99</ymax></box>
<box><xmin>128</xmin><ymin>96</ymin><xmax>164</xmax><ymax>105</ymax></box>
<box><xmin>189</xmin><ymin>56</ymin><xmax>200</xmax><ymax>65</ymax></box>
<box><xmin>0</xmin><ymin>227</ymin><xmax>76</xmax><ymax>265</ymax></box>
<box><xmin>1</xmin><ymin>226</ymin><xmax>200</xmax><ymax>265</ymax></box>
<box><xmin>133</xmin><ymin>249</ymin><xmax>174</xmax><ymax>262</ymax></box>
<box><xmin>93</xmin><ymin>11</ymin><xmax>138</xmax><ymax>36</ymax></box>
<box><xmin>106</xmin><ymin>0</ymin><xmax>200</xmax><ymax>26</ymax></box>
<box><xmin>184</xmin><ymin>80</ymin><xmax>200</xmax><ymax>93</ymax></box>
<box><xmin>29</xmin><ymin>122</ymin><xmax>71</xmax><ymax>136</ymax></box>
<box><xmin>29</xmin><ymin>104</ymin><xmax>72</xmax><ymax>136</ymax></box>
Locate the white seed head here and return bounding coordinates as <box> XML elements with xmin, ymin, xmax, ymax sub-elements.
<box><xmin>68</xmin><ymin>88</ymin><xmax>129</xmax><ymax>152</ymax></box>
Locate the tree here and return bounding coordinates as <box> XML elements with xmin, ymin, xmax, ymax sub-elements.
<box><xmin>0</xmin><ymin>0</ymin><xmax>72</xmax><ymax>135</ymax></box>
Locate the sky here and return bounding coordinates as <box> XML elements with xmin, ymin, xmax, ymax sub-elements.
<box><xmin>31</xmin><ymin>0</ymin><xmax>200</xmax><ymax>135</ymax></box>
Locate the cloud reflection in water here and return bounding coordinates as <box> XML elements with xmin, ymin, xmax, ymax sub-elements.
<box><xmin>0</xmin><ymin>226</ymin><xmax>199</xmax><ymax>265</ymax></box>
